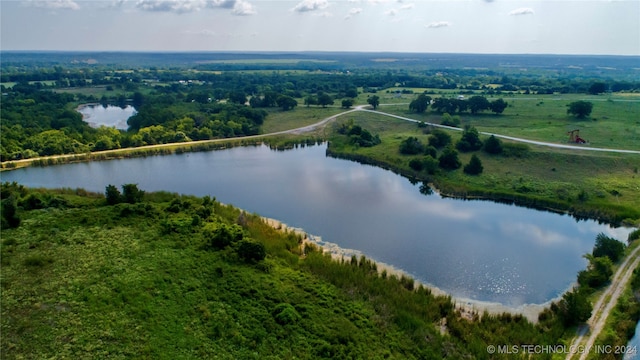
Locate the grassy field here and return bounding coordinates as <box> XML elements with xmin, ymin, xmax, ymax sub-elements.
<box><xmin>374</xmin><ymin>93</ymin><xmax>640</xmax><ymax>151</ymax></box>
<box><xmin>261</xmin><ymin>106</ymin><xmax>346</xmax><ymax>134</ymax></box>
<box><xmin>328</xmin><ymin>111</ymin><xmax>640</xmax><ymax>225</ymax></box>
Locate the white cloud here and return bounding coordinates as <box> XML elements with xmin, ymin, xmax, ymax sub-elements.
<box><xmin>27</xmin><ymin>0</ymin><xmax>80</xmax><ymax>10</ymax></box>
<box><xmin>385</xmin><ymin>8</ymin><xmax>397</xmax><ymax>16</ymax></box>
<box><xmin>344</xmin><ymin>7</ymin><xmax>362</xmax><ymax>19</ymax></box>
<box><xmin>426</xmin><ymin>21</ymin><xmax>451</xmax><ymax>28</ymax></box>
<box><xmin>183</xmin><ymin>29</ymin><xmax>217</xmax><ymax>36</ymax></box>
<box><xmin>134</xmin><ymin>0</ymin><xmax>255</xmax><ymax>15</ymax></box>
<box><xmin>400</xmin><ymin>3</ymin><xmax>414</xmax><ymax>10</ymax></box>
<box><xmin>292</xmin><ymin>0</ymin><xmax>329</xmax><ymax>13</ymax></box>
<box><xmin>136</xmin><ymin>0</ymin><xmax>205</xmax><ymax>13</ymax></box>
<box><xmin>231</xmin><ymin>0</ymin><xmax>255</xmax><ymax>15</ymax></box>
<box><xmin>509</xmin><ymin>7</ymin><xmax>534</xmax><ymax>16</ymax></box>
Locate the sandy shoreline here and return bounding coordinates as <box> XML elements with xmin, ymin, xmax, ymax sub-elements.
<box><xmin>261</xmin><ymin>215</ymin><xmax>559</xmax><ymax>323</ymax></box>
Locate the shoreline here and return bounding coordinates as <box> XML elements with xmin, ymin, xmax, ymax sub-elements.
<box><xmin>261</xmin><ymin>215</ymin><xmax>557</xmax><ymax>323</ymax></box>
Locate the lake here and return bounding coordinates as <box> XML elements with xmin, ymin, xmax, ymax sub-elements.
<box><xmin>77</xmin><ymin>104</ymin><xmax>136</xmax><ymax>130</ymax></box>
<box><xmin>1</xmin><ymin>143</ymin><xmax>632</xmax><ymax>307</ymax></box>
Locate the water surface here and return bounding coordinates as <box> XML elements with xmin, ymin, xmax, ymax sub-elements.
<box><xmin>2</xmin><ymin>144</ymin><xmax>631</xmax><ymax>306</ymax></box>
<box><xmin>77</xmin><ymin>104</ymin><xmax>136</xmax><ymax>130</ymax></box>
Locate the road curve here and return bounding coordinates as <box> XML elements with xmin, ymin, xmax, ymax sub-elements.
<box><xmin>360</xmin><ymin>108</ymin><xmax>640</xmax><ymax>154</ymax></box>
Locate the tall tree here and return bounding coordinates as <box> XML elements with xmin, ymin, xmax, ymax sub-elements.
<box><xmin>409</xmin><ymin>94</ymin><xmax>431</xmax><ymax>113</ymax></box>
<box><xmin>467</xmin><ymin>96</ymin><xmax>490</xmax><ymax>115</ymax></box>
<box><xmin>567</xmin><ymin>101</ymin><xmax>593</xmax><ymax>119</ymax></box>
<box><xmin>317</xmin><ymin>93</ymin><xmax>334</xmax><ymax>108</ymax></box>
<box><xmin>463</xmin><ymin>154</ymin><xmax>483</xmax><ymax>175</ymax></box>
<box><xmin>490</xmin><ymin>98</ymin><xmax>508</xmax><ymax>114</ymax></box>
<box><xmin>367</xmin><ymin>95</ymin><xmax>380</xmax><ymax>110</ymax></box>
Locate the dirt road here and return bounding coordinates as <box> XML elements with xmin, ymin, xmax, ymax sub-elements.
<box><xmin>566</xmin><ymin>245</ymin><xmax>640</xmax><ymax>360</ymax></box>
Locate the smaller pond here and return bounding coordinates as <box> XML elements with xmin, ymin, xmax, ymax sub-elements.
<box><xmin>77</xmin><ymin>104</ymin><xmax>136</xmax><ymax>130</ymax></box>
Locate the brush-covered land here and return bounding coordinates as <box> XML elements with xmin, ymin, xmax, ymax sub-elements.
<box><xmin>5</xmin><ymin>183</ymin><xmax>633</xmax><ymax>359</ymax></box>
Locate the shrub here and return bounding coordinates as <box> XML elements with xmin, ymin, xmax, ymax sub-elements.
<box><xmin>438</xmin><ymin>147</ymin><xmax>461</xmax><ymax>170</ymax></box>
<box><xmin>428</xmin><ymin>130</ymin><xmax>451</xmax><ymax>149</ymax></box>
<box><xmin>399</xmin><ymin>137</ymin><xmax>424</xmax><ymax>155</ymax></box>
<box><xmin>206</xmin><ymin>223</ymin><xmax>244</xmax><ymax>249</ymax></box>
<box><xmin>237</xmin><ymin>239</ymin><xmax>266</xmax><ymax>262</ymax></box>
<box><xmin>463</xmin><ymin>155</ymin><xmax>483</xmax><ymax>175</ymax></box>
<box><xmin>483</xmin><ymin>135</ymin><xmax>503</xmax><ymax>154</ymax></box>
<box><xmin>105</xmin><ymin>184</ymin><xmax>122</xmax><ymax>205</ymax></box>
<box><xmin>273</xmin><ymin>303</ymin><xmax>301</xmax><ymax>325</ymax></box>
<box><xmin>456</xmin><ymin>126</ymin><xmax>483</xmax><ymax>152</ymax></box>
<box><xmin>593</xmin><ymin>233</ymin><xmax>626</xmax><ymax>262</ymax></box>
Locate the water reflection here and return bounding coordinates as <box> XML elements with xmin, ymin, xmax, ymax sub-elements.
<box><xmin>77</xmin><ymin>104</ymin><xmax>136</xmax><ymax>130</ymax></box>
<box><xmin>2</xmin><ymin>143</ymin><xmax>632</xmax><ymax>306</ymax></box>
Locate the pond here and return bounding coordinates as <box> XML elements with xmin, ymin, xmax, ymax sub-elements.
<box><xmin>77</xmin><ymin>104</ymin><xmax>136</xmax><ymax>130</ymax></box>
<box><xmin>2</xmin><ymin>144</ymin><xmax>632</xmax><ymax>308</ymax></box>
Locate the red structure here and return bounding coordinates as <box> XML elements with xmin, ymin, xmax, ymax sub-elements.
<box><xmin>567</xmin><ymin>129</ymin><xmax>586</xmax><ymax>144</ymax></box>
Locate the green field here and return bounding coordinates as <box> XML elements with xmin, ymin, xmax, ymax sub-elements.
<box><xmin>328</xmin><ymin>111</ymin><xmax>640</xmax><ymax>225</ymax></box>
<box><xmin>370</xmin><ymin>93</ymin><xmax>640</xmax><ymax>151</ymax></box>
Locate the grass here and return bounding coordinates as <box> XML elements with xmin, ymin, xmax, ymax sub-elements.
<box><xmin>261</xmin><ymin>106</ymin><xmax>346</xmax><ymax>134</ymax></box>
<box><xmin>328</xmin><ymin>111</ymin><xmax>640</xmax><ymax>225</ymax></box>
<box><xmin>376</xmin><ymin>93</ymin><xmax>640</xmax><ymax>151</ymax></box>
<box><xmin>2</xmin><ymin>186</ymin><xmax>574</xmax><ymax>359</ymax></box>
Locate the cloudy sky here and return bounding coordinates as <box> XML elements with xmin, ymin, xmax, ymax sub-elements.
<box><xmin>1</xmin><ymin>0</ymin><xmax>638</xmax><ymax>55</ymax></box>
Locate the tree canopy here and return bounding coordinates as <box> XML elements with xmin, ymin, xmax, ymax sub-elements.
<box><xmin>567</xmin><ymin>101</ymin><xmax>593</xmax><ymax>119</ymax></box>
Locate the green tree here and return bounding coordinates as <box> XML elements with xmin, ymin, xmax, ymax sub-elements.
<box><xmin>438</xmin><ymin>146</ymin><xmax>461</xmax><ymax>170</ymax></box>
<box><xmin>489</xmin><ymin>98</ymin><xmax>508</xmax><ymax>114</ymax></box>
<box><xmin>567</xmin><ymin>101</ymin><xmax>593</xmax><ymax>119</ymax></box>
<box><xmin>592</xmin><ymin>233</ymin><xmax>626</xmax><ymax>262</ymax></box>
<box><xmin>317</xmin><ymin>93</ymin><xmax>334</xmax><ymax>108</ymax></box>
<box><xmin>428</xmin><ymin>129</ymin><xmax>452</xmax><ymax>149</ymax></box>
<box><xmin>304</xmin><ymin>95</ymin><xmax>317</xmax><ymax>107</ymax></box>
<box><xmin>409</xmin><ymin>94</ymin><xmax>431</xmax><ymax>113</ymax></box>
<box><xmin>588</xmin><ymin>82</ymin><xmax>606</xmax><ymax>95</ymax></box>
<box><xmin>559</xmin><ymin>288</ymin><xmax>592</xmax><ymax>326</ymax></box>
<box><xmin>367</xmin><ymin>95</ymin><xmax>380</xmax><ymax>110</ymax></box>
<box><xmin>341</xmin><ymin>98</ymin><xmax>354</xmax><ymax>109</ymax></box>
<box><xmin>105</xmin><ymin>184</ymin><xmax>122</xmax><ymax>205</ymax></box>
<box><xmin>1</xmin><ymin>195</ymin><xmax>21</xmax><ymax>229</ymax></box>
<box><xmin>467</xmin><ymin>95</ymin><xmax>490</xmax><ymax>115</ymax></box>
<box><xmin>399</xmin><ymin>137</ymin><xmax>424</xmax><ymax>155</ymax></box>
<box><xmin>456</xmin><ymin>126</ymin><xmax>483</xmax><ymax>152</ymax></box>
<box><xmin>463</xmin><ymin>154</ymin><xmax>483</xmax><ymax>175</ymax></box>
<box><xmin>483</xmin><ymin>135</ymin><xmax>503</xmax><ymax>154</ymax></box>
<box><xmin>206</xmin><ymin>223</ymin><xmax>244</xmax><ymax>249</ymax></box>
<box><xmin>121</xmin><ymin>184</ymin><xmax>145</xmax><ymax>204</ymax></box>
<box><xmin>237</xmin><ymin>239</ymin><xmax>266</xmax><ymax>262</ymax></box>
<box><xmin>276</xmin><ymin>95</ymin><xmax>298</xmax><ymax>111</ymax></box>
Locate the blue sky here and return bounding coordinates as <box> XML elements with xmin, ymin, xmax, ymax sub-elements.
<box><xmin>1</xmin><ymin>0</ymin><xmax>639</xmax><ymax>55</ymax></box>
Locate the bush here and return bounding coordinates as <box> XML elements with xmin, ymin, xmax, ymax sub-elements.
<box><xmin>438</xmin><ymin>147</ymin><xmax>461</xmax><ymax>170</ymax></box>
<box><xmin>456</xmin><ymin>126</ymin><xmax>483</xmax><ymax>152</ymax></box>
<box><xmin>273</xmin><ymin>303</ymin><xmax>301</xmax><ymax>325</ymax></box>
<box><xmin>237</xmin><ymin>239</ymin><xmax>266</xmax><ymax>263</ymax></box>
<box><xmin>206</xmin><ymin>223</ymin><xmax>244</xmax><ymax>249</ymax></box>
<box><xmin>428</xmin><ymin>130</ymin><xmax>451</xmax><ymax>149</ymax></box>
<box><xmin>122</xmin><ymin>184</ymin><xmax>145</xmax><ymax>204</ymax></box>
<box><xmin>105</xmin><ymin>184</ymin><xmax>122</xmax><ymax>205</ymax></box>
<box><xmin>593</xmin><ymin>233</ymin><xmax>626</xmax><ymax>262</ymax></box>
<box><xmin>399</xmin><ymin>137</ymin><xmax>424</xmax><ymax>155</ymax></box>
<box><xmin>483</xmin><ymin>135</ymin><xmax>503</xmax><ymax>154</ymax></box>
<box><xmin>463</xmin><ymin>155</ymin><xmax>483</xmax><ymax>175</ymax></box>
